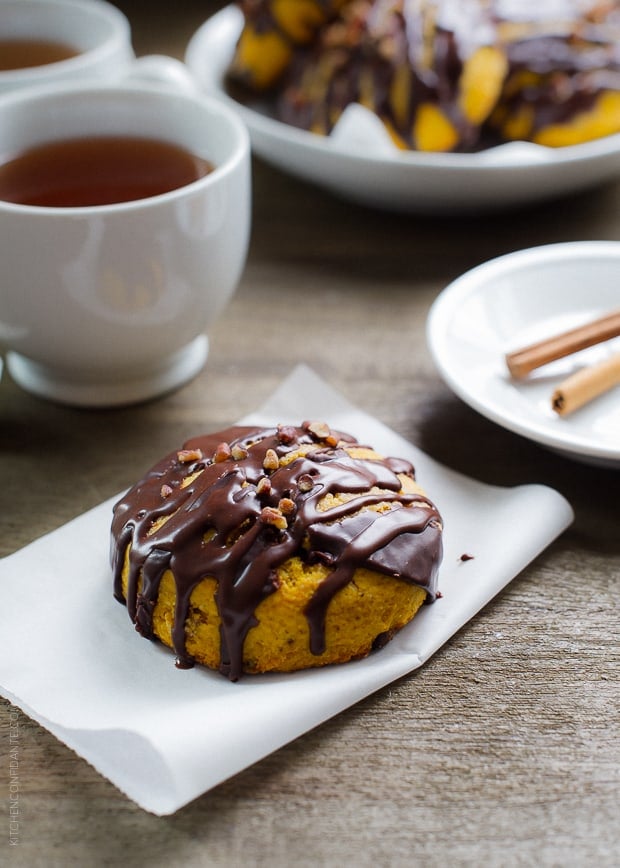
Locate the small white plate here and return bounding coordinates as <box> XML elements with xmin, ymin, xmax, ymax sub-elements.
<box><xmin>427</xmin><ymin>241</ymin><xmax>620</xmax><ymax>467</ymax></box>
<box><xmin>186</xmin><ymin>5</ymin><xmax>620</xmax><ymax>214</ymax></box>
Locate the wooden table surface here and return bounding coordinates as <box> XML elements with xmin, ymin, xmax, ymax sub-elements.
<box><xmin>2</xmin><ymin>2</ymin><xmax>618</xmax><ymax>865</ymax></box>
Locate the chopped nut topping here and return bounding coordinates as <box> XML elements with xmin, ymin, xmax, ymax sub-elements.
<box><xmin>177</xmin><ymin>448</ymin><xmax>203</xmax><ymax>464</ymax></box>
<box><xmin>256</xmin><ymin>476</ymin><xmax>272</xmax><ymax>496</ymax></box>
<box><xmin>260</xmin><ymin>506</ymin><xmax>287</xmax><ymax>530</ymax></box>
<box><xmin>213</xmin><ymin>442</ymin><xmax>232</xmax><ymax>463</ymax></box>
<box><xmin>298</xmin><ymin>474</ymin><xmax>315</xmax><ymax>492</ymax></box>
<box><xmin>160</xmin><ymin>484</ymin><xmax>173</xmax><ymax>499</ymax></box>
<box><xmin>278</xmin><ymin>497</ymin><xmax>295</xmax><ymax>515</ymax></box>
<box><xmin>304</xmin><ymin>420</ymin><xmax>338</xmax><ymax>445</ymax></box>
<box><xmin>263</xmin><ymin>448</ymin><xmax>279</xmax><ymax>471</ymax></box>
<box><xmin>231</xmin><ymin>443</ymin><xmax>248</xmax><ymax>460</ymax></box>
<box><xmin>305</xmin><ymin>420</ymin><xmax>331</xmax><ymax>440</ymax></box>
<box><xmin>277</xmin><ymin>424</ymin><xmax>297</xmax><ymax>445</ymax></box>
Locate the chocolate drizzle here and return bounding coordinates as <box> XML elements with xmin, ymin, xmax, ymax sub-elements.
<box><xmin>111</xmin><ymin>423</ymin><xmax>442</xmax><ymax>680</ymax></box>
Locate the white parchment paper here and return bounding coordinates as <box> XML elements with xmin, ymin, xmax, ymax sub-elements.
<box><xmin>0</xmin><ymin>365</ymin><xmax>573</xmax><ymax>815</ymax></box>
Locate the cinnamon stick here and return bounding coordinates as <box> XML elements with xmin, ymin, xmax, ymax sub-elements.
<box><xmin>551</xmin><ymin>352</ymin><xmax>620</xmax><ymax>416</ymax></box>
<box><xmin>505</xmin><ymin>309</ymin><xmax>620</xmax><ymax>379</ymax></box>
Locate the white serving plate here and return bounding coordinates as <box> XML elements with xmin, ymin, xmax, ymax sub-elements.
<box><xmin>427</xmin><ymin>241</ymin><xmax>620</xmax><ymax>467</ymax></box>
<box><xmin>186</xmin><ymin>5</ymin><xmax>620</xmax><ymax>214</ymax></box>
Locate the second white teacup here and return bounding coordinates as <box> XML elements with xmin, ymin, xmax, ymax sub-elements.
<box><xmin>0</xmin><ymin>78</ymin><xmax>251</xmax><ymax>406</ymax></box>
<box><xmin>0</xmin><ymin>0</ymin><xmax>134</xmax><ymax>92</ymax></box>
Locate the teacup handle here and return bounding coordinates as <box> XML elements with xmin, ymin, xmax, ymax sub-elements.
<box><xmin>122</xmin><ymin>54</ymin><xmax>197</xmax><ymax>94</ymax></box>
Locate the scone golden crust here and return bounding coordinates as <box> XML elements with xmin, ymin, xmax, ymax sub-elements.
<box><xmin>229</xmin><ymin>0</ymin><xmax>349</xmax><ymax>90</ymax></box>
<box><xmin>111</xmin><ymin>422</ymin><xmax>443</xmax><ymax>680</ymax></box>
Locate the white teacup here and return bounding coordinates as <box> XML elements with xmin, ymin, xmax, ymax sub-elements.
<box><xmin>0</xmin><ymin>0</ymin><xmax>134</xmax><ymax>92</ymax></box>
<box><xmin>0</xmin><ymin>78</ymin><xmax>251</xmax><ymax>406</ymax></box>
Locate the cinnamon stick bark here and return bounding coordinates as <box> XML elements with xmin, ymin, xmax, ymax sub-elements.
<box><xmin>551</xmin><ymin>352</ymin><xmax>620</xmax><ymax>416</ymax></box>
<box><xmin>506</xmin><ymin>309</ymin><xmax>620</xmax><ymax>379</ymax></box>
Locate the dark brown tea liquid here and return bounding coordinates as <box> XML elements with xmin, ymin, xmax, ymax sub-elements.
<box><xmin>0</xmin><ymin>39</ymin><xmax>80</xmax><ymax>70</ymax></box>
<box><xmin>0</xmin><ymin>136</ymin><xmax>215</xmax><ymax>207</ymax></box>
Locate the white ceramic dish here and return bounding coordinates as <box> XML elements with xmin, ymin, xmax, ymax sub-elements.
<box><xmin>427</xmin><ymin>241</ymin><xmax>620</xmax><ymax>467</ymax></box>
<box><xmin>186</xmin><ymin>5</ymin><xmax>620</xmax><ymax>214</ymax></box>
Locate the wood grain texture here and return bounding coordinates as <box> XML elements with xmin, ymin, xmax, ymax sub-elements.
<box><xmin>1</xmin><ymin>2</ymin><xmax>619</xmax><ymax>865</ymax></box>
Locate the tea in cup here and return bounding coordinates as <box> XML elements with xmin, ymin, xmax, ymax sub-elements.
<box><xmin>0</xmin><ymin>0</ymin><xmax>134</xmax><ymax>92</ymax></box>
<box><xmin>0</xmin><ymin>78</ymin><xmax>251</xmax><ymax>406</ymax></box>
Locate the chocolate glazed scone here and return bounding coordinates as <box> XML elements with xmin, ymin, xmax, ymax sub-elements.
<box><xmin>111</xmin><ymin>422</ymin><xmax>443</xmax><ymax>681</ymax></box>
<box><xmin>230</xmin><ymin>0</ymin><xmax>620</xmax><ymax>152</ymax></box>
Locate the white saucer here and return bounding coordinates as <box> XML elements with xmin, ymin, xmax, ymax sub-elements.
<box><xmin>427</xmin><ymin>242</ymin><xmax>620</xmax><ymax>467</ymax></box>
<box><xmin>186</xmin><ymin>6</ymin><xmax>620</xmax><ymax>214</ymax></box>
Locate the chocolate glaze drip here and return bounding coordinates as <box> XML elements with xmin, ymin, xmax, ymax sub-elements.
<box><xmin>111</xmin><ymin>423</ymin><xmax>442</xmax><ymax>681</ymax></box>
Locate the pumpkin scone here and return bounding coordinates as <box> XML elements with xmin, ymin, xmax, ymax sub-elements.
<box><xmin>229</xmin><ymin>0</ymin><xmax>620</xmax><ymax>152</ymax></box>
<box><xmin>111</xmin><ymin>422</ymin><xmax>443</xmax><ymax>681</ymax></box>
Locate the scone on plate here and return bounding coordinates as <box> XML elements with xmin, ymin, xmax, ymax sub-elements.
<box><xmin>111</xmin><ymin>422</ymin><xmax>443</xmax><ymax>680</ymax></box>
<box><xmin>228</xmin><ymin>0</ymin><xmax>620</xmax><ymax>152</ymax></box>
